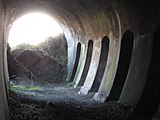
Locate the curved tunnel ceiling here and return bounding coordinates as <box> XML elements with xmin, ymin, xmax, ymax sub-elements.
<box><xmin>5</xmin><ymin>0</ymin><xmax>119</xmax><ymax>41</ymax></box>
<box><xmin>0</xmin><ymin>0</ymin><xmax>160</xmax><ymax>119</ymax></box>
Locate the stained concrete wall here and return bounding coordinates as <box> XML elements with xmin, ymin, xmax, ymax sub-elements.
<box><xmin>0</xmin><ymin>0</ymin><xmax>160</xmax><ymax>119</ymax></box>
<box><xmin>0</xmin><ymin>0</ymin><xmax>9</xmax><ymax>119</ymax></box>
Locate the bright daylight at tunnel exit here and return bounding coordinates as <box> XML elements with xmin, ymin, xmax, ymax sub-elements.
<box><xmin>1</xmin><ymin>0</ymin><xmax>160</xmax><ymax>120</ymax></box>
<box><xmin>8</xmin><ymin>13</ymin><xmax>63</xmax><ymax>47</ymax></box>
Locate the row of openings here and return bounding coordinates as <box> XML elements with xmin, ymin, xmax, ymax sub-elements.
<box><xmin>70</xmin><ymin>31</ymin><xmax>134</xmax><ymax>98</ymax></box>
<box><xmin>70</xmin><ymin>30</ymin><xmax>160</xmax><ymax>117</ymax></box>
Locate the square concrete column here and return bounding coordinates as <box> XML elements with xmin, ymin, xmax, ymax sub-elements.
<box><xmin>79</xmin><ymin>41</ymin><xmax>101</xmax><ymax>95</ymax></box>
<box><xmin>93</xmin><ymin>39</ymin><xmax>121</xmax><ymax>102</ymax></box>
<box><xmin>119</xmin><ymin>35</ymin><xmax>152</xmax><ymax>107</ymax></box>
<box><xmin>65</xmin><ymin>32</ymin><xmax>77</xmax><ymax>81</ymax></box>
<box><xmin>73</xmin><ymin>43</ymin><xmax>88</xmax><ymax>88</ymax></box>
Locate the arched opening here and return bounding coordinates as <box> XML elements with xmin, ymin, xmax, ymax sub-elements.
<box><xmin>78</xmin><ymin>40</ymin><xmax>93</xmax><ymax>86</ymax></box>
<box><xmin>70</xmin><ymin>42</ymin><xmax>81</xmax><ymax>81</ymax></box>
<box><xmin>106</xmin><ymin>31</ymin><xmax>134</xmax><ymax>101</ymax></box>
<box><xmin>134</xmin><ymin>26</ymin><xmax>160</xmax><ymax>117</ymax></box>
<box><xmin>91</xmin><ymin>36</ymin><xmax>109</xmax><ymax>92</ymax></box>
<box><xmin>1</xmin><ymin>0</ymin><xmax>159</xmax><ymax>120</ymax></box>
<box><xmin>7</xmin><ymin>12</ymin><xmax>68</xmax><ymax>93</ymax></box>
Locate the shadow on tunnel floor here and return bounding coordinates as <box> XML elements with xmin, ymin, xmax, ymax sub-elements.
<box><xmin>9</xmin><ymin>82</ymin><xmax>152</xmax><ymax>120</ymax></box>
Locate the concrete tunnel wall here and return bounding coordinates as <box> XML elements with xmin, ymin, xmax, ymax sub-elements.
<box><xmin>0</xmin><ymin>0</ymin><xmax>160</xmax><ymax>119</ymax></box>
<box><xmin>0</xmin><ymin>0</ymin><xmax>9</xmax><ymax>120</ymax></box>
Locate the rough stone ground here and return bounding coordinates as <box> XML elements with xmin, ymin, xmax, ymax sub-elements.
<box><xmin>9</xmin><ymin>82</ymin><xmax>152</xmax><ymax>120</ymax></box>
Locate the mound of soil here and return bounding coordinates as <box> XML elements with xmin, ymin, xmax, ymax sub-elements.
<box><xmin>16</xmin><ymin>50</ymin><xmax>66</xmax><ymax>83</ymax></box>
<box><xmin>7</xmin><ymin>51</ymin><xmax>32</xmax><ymax>82</ymax></box>
<box><xmin>16</xmin><ymin>50</ymin><xmax>41</xmax><ymax>70</ymax></box>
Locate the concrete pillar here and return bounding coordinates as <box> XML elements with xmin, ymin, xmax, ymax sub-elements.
<box><xmin>73</xmin><ymin>42</ymin><xmax>88</xmax><ymax>87</ymax></box>
<box><xmin>66</xmin><ymin>46</ymin><xmax>76</xmax><ymax>81</ymax></box>
<box><xmin>79</xmin><ymin>40</ymin><xmax>101</xmax><ymax>95</ymax></box>
<box><xmin>93</xmin><ymin>38</ymin><xmax>121</xmax><ymax>102</ymax></box>
<box><xmin>0</xmin><ymin>0</ymin><xmax>9</xmax><ymax>119</ymax></box>
<box><xmin>64</xmin><ymin>29</ymin><xmax>77</xmax><ymax>81</ymax></box>
<box><xmin>119</xmin><ymin>34</ymin><xmax>152</xmax><ymax>107</ymax></box>
<box><xmin>66</xmin><ymin>37</ymin><xmax>77</xmax><ymax>81</ymax></box>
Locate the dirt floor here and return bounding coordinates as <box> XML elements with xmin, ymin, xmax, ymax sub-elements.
<box><xmin>9</xmin><ymin>82</ymin><xmax>152</xmax><ymax>120</ymax></box>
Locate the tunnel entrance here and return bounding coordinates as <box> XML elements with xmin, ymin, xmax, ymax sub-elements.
<box><xmin>7</xmin><ymin>12</ymin><xmax>107</xmax><ymax>119</ymax></box>
<box><xmin>91</xmin><ymin>36</ymin><xmax>109</xmax><ymax>92</ymax></box>
<box><xmin>3</xmin><ymin>1</ymin><xmax>158</xmax><ymax>119</ymax></box>
<box><xmin>70</xmin><ymin>42</ymin><xmax>81</xmax><ymax>82</ymax></box>
<box><xmin>78</xmin><ymin>40</ymin><xmax>93</xmax><ymax>86</ymax></box>
<box><xmin>8</xmin><ymin>13</ymin><xmax>67</xmax><ymax>86</ymax></box>
<box><xmin>106</xmin><ymin>31</ymin><xmax>134</xmax><ymax>101</ymax></box>
<box><xmin>133</xmin><ymin>26</ymin><xmax>160</xmax><ymax>117</ymax></box>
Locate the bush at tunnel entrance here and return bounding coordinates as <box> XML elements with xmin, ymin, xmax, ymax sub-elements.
<box><xmin>8</xmin><ymin>34</ymin><xmax>68</xmax><ymax>84</ymax></box>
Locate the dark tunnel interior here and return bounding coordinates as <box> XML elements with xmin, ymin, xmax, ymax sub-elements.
<box><xmin>70</xmin><ymin>42</ymin><xmax>81</xmax><ymax>82</ymax></box>
<box><xmin>0</xmin><ymin>0</ymin><xmax>160</xmax><ymax>120</ymax></box>
<box><xmin>134</xmin><ymin>26</ymin><xmax>160</xmax><ymax>117</ymax></box>
<box><xmin>78</xmin><ymin>40</ymin><xmax>93</xmax><ymax>86</ymax></box>
<box><xmin>106</xmin><ymin>31</ymin><xmax>134</xmax><ymax>101</ymax></box>
<box><xmin>91</xmin><ymin>36</ymin><xmax>109</xmax><ymax>92</ymax></box>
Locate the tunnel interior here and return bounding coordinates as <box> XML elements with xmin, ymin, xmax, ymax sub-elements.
<box><xmin>78</xmin><ymin>40</ymin><xmax>93</xmax><ymax>86</ymax></box>
<box><xmin>7</xmin><ymin>13</ymin><xmax>68</xmax><ymax>86</ymax></box>
<box><xmin>133</xmin><ymin>26</ymin><xmax>160</xmax><ymax>117</ymax></box>
<box><xmin>106</xmin><ymin>31</ymin><xmax>134</xmax><ymax>101</ymax></box>
<box><xmin>0</xmin><ymin>0</ymin><xmax>160</xmax><ymax>120</ymax></box>
<box><xmin>69</xmin><ymin>42</ymin><xmax>81</xmax><ymax>82</ymax></box>
<box><xmin>91</xmin><ymin>36</ymin><xmax>109</xmax><ymax>92</ymax></box>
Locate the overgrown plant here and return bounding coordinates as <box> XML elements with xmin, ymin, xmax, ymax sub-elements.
<box><xmin>9</xmin><ymin>84</ymin><xmax>41</xmax><ymax>93</ymax></box>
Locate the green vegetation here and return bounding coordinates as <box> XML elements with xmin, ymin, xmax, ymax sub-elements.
<box><xmin>37</xmin><ymin>34</ymin><xmax>68</xmax><ymax>66</ymax></box>
<box><xmin>10</xmin><ymin>34</ymin><xmax>68</xmax><ymax>66</ymax></box>
<box><xmin>9</xmin><ymin>84</ymin><xmax>42</xmax><ymax>93</ymax></box>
